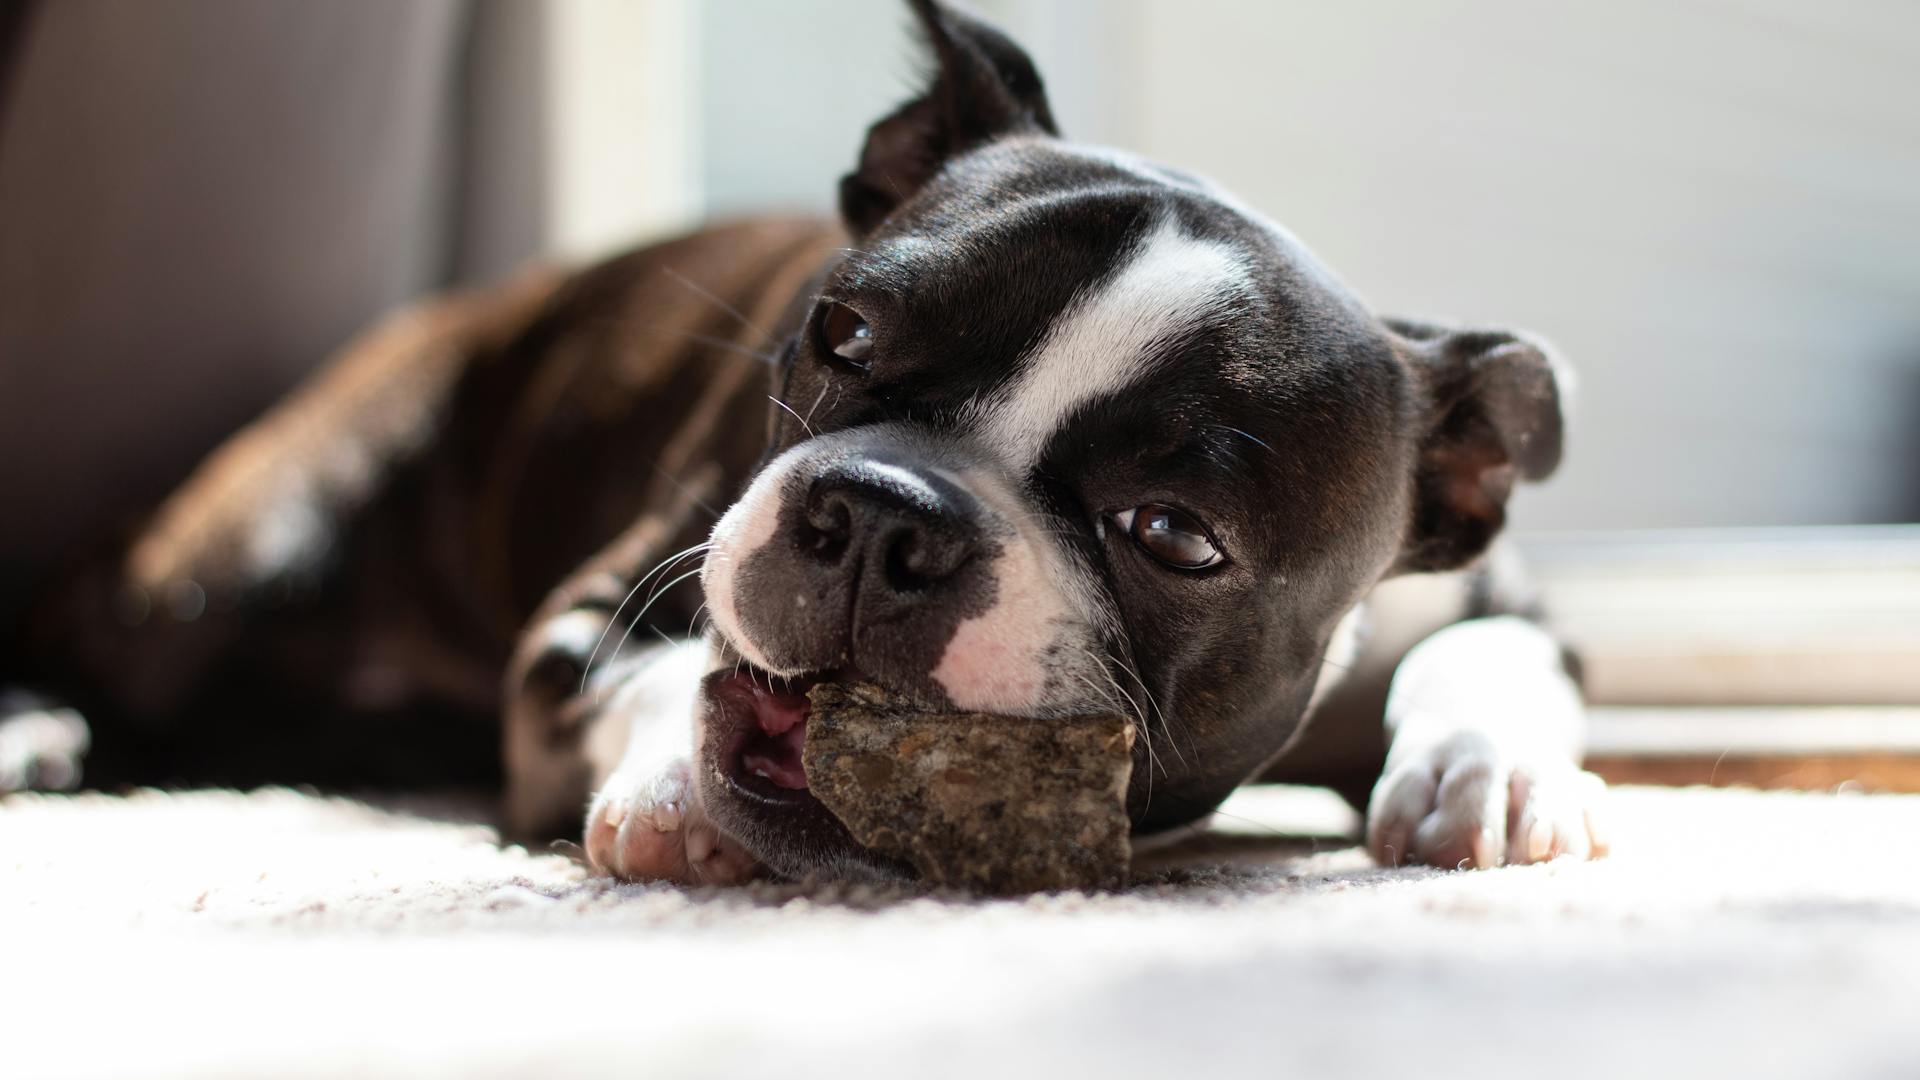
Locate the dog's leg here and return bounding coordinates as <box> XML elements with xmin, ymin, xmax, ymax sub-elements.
<box><xmin>499</xmin><ymin>461</ymin><xmax>756</xmax><ymax>883</ymax></box>
<box><xmin>30</xmin><ymin>270</ymin><xmax>562</xmax><ymax>723</ymax></box>
<box><xmin>1365</xmin><ymin>616</ymin><xmax>1609</xmax><ymax>869</ymax></box>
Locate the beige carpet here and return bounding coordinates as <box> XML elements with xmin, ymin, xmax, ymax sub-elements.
<box><xmin>4</xmin><ymin>783</ymin><xmax>1918</xmax><ymax>1079</ymax></box>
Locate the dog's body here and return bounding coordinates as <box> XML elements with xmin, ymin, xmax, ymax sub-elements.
<box><xmin>9</xmin><ymin>1</ymin><xmax>1606</xmax><ymax>881</ymax></box>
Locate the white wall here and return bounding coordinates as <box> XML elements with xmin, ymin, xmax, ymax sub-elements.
<box><xmin>538</xmin><ymin>0</ymin><xmax>703</xmax><ymax>262</ymax></box>
<box><xmin>1115</xmin><ymin>0</ymin><xmax>1920</xmax><ymax>532</ymax></box>
<box><xmin>693</xmin><ymin>0</ymin><xmax>1132</xmax><ymax>219</ymax></box>
<box><xmin>681</xmin><ymin>0</ymin><xmax>1920</xmax><ymax>531</ymax></box>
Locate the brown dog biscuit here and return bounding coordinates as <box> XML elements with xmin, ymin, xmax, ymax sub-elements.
<box><xmin>802</xmin><ymin>682</ymin><xmax>1134</xmax><ymax>894</ymax></box>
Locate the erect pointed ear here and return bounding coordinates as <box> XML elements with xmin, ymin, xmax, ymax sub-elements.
<box><xmin>839</xmin><ymin>0</ymin><xmax>1058</xmax><ymax>236</ymax></box>
<box><xmin>1389</xmin><ymin>317</ymin><xmax>1573</xmax><ymax>574</ymax></box>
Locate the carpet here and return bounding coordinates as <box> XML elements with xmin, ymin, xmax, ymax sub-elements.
<box><xmin>4</xmin><ymin>783</ymin><xmax>1917</xmax><ymax>1079</ymax></box>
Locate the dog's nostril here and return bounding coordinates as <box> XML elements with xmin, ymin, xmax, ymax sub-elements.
<box><xmin>800</xmin><ymin>498</ymin><xmax>853</xmax><ymax>561</ymax></box>
<box><xmin>882</xmin><ymin>527</ymin><xmax>967</xmax><ymax>592</ymax></box>
<box><xmin>797</xmin><ymin>521</ymin><xmax>846</xmax><ymax>561</ymax></box>
<box><xmin>884</xmin><ymin>531</ymin><xmax>930</xmax><ymax>592</ymax></box>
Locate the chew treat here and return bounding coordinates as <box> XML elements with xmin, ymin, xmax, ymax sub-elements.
<box><xmin>802</xmin><ymin>681</ymin><xmax>1135</xmax><ymax>894</ymax></box>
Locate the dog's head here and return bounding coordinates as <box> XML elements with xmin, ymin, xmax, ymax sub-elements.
<box><xmin>696</xmin><ymin>0</ymin><xmax>1568</xmax><ymax>879</ymax></box>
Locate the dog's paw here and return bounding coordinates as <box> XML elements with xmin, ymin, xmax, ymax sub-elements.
<box><xmin>1366</xmin><ymin>730</ymin><xmax>1609</xmax><ymax>870</ymax></box>
<box><xmin>0</xmin><ymin>692</ymin><xmax>90</xmax><ymax>794</ymax></box>
<box><xmin>583</xmin><ymin>759</ymin><xmax>758</xmax><ymax>885</ymax></box>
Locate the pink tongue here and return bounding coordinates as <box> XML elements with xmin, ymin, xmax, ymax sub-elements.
<box><xmin>742</xmin><ymin>680</ymin><xmax>811</xmax><ymax>790</ymax></box>
<box><xmin>741</xmin><ymin>727</ymin><xmax>809</xmax><ymax>790</ymax></box>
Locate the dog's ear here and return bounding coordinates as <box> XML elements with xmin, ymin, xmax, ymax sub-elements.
<box><xmin>839</xmin><ymin>0</ymin><xmax>1058</xmax><ymax>236</ymax></box>
<box><xmin>1388</xmin><ymin>318</ymin><xmax>1571</xmax><ymax>574</ymax></box>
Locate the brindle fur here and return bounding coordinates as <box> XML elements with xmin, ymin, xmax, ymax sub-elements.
<box><xmin>20</xmin><ymin>219</ymin><xmax>842</xmax><ymax>806</ymax></box>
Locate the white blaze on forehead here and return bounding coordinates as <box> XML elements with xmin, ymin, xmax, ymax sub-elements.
<box><xmin>1061</xmin><ymin>143</ymin><xmax>1367</xmax><ymax>315</ymax></box>
<box><xmin>973</xmin><ymin>216</ymin><xmax>1250</xmax><ymax>473</ymax></box>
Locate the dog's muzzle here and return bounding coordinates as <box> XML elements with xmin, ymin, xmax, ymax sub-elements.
<box><xmin>714</xmin><ymin>445</ymin><xmax>1006</xmax><ymax>706</ymax></box>
<box><xmin>695</xmin><ymin>428</ymin><xmax>1117</xmax><ymax>876</ymax></box>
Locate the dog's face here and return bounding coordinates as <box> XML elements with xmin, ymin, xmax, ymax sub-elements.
<box><xmin>696</xmin><ymin>0</ymin><xmax>1567</xmax><ymax>880</ymax></box>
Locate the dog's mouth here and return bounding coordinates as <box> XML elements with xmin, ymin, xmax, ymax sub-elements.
<box><xmin>698</xmin><ymin>659</ymin><xmax>912</xmax><ymax>880</ymax></box>
<box><xmin>711</xmin><ymin>665</ymin><xmax>825</xmax><ymax>800</ymax></box>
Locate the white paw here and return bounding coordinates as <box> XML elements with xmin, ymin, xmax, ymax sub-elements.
<box><xmin>1366</xmin><ymin>730</ymin><xmax>1610</xmax><ymax>870</ymax></box>
<box><xmin>0</xmin><ymin>694</ymin><xmax>90</xmax><ymax>793</ymax></box>
<box><xmin>583</xmin><ymin>759</ymin><xmax>758</xmax><ymax>885</ymax></box>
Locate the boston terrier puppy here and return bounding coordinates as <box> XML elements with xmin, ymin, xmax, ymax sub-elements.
<box><xmin>13</xmin><ymin>0</ymin><xmax>1606</xmax><ymax>883</ymax></box>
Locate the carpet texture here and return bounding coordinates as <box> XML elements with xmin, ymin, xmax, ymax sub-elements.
<box><xmin>4</xmin><ymin>784</ymin><xmax>1918</xmax><ymax>1079</ymax></box>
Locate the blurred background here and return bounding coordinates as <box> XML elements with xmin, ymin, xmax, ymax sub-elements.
<box><xmin>2</xmin><ymin>1</ymin><xmax>1918</xmax><ymax>737</ymax></box>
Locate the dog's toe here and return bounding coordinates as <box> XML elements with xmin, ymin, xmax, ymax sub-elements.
<box><xmin>1413</xmin><ymin>743</ymin><xmax>1510</xmax><ymax>869</ymax></box>
<box><xmin>586</xmin><ymin>773</ymin><xmax>687</xmax><ymax>880</ymax></box>
<box><xmin>1367</xmin><ymin>730</ymin><xmax>1608</xmax><ymax>870</ymax></box>
<box><xmin>1507</xmin><ymin>764</ymin><xmax>1609</xmax><ymax>864</ymax></box>
<box><xmin>584</xmin><ymin>761</ymin><xmax>757</xmax><ymax>885</ymax></box>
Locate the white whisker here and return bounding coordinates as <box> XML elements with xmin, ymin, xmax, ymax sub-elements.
<box><xmin>1222</xmin><ymin>425</ymin><xmax>1274</xmax><ymax>454</ymax></box>
<box><xmin>678</xmin><ymin>330</ymin><xmax>782</xmax><ymax>366</ymax></box>
<box><xmin>646</xmin><ymin>460</ymin><xmax>724</xmax><ymax>519</ymax></box>
<box><xmin>802</xmin><ymin>381</ymin><xmax>831</xmax><ymax>429</ymax></box>
<box><xmin>598</xmin><ymin>565</ymin><xmax>708</xmax><ymax>704</ymax></box>
<box><xmin>661</xmin><ymin>266</ymin><xmax>774</xmax><ymax>345</ymax></box>
<box><xmin>1070</xmin><ymin>661</ymin><xmax>1159</xmax><ymax>813</ymax></box>
<box><xmin>768</xmin><ymin>395</ymin><xmax>815</xmax><ymax>438</ymax></box>
<box><xmin>1110</xmin><ymin>650</ymin><xmax>1181</xmax><ymax>768</ymax></box>
<box><xmin>579</xmin><ymin>542</ymin><xmax>710</xmax><ymax>692</ymax></box>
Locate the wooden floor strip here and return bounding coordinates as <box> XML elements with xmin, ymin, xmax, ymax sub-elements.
<box><xmin>1585</xmin><ymin>706</ymin><xmax>1920</xmax><ymax>792</ymax></box>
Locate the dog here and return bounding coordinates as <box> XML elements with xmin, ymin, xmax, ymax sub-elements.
<box><xmin>8</xmin><ymin>0</ymin><xmax>1606</xmax><ymax>883</ymax></box>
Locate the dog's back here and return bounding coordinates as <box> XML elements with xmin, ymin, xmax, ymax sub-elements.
<box><xmin>12</xmin><ymin>217</ymin><xmax>840</xmax><ymax>791</ymax></box>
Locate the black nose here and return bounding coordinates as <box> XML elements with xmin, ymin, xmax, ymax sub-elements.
<box><xmin>802</xmin><ymin>459</ymin><xmax>982</xmax><ymax>596</ymax></box>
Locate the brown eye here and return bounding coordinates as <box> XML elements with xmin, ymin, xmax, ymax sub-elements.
<box><xmin>817</xmin><ymin>301</ymin><xmax>873</xmax><ymax>369</ymax></box>
<box><xmin>1116</xmin><ymin>503</ymin><xmax>1224</xmax><ymax>570</ymax></box>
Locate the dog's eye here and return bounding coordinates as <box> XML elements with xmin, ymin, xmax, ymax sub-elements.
<box><xmin>1114</xmin><ymin>504</ymin><xmax>1225</xmax><ymax>570</ymax></box>
<box><xmin>817</xmin><ymin>301</ymin><xmax>873</xmax><ymax>369</ymax></box>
